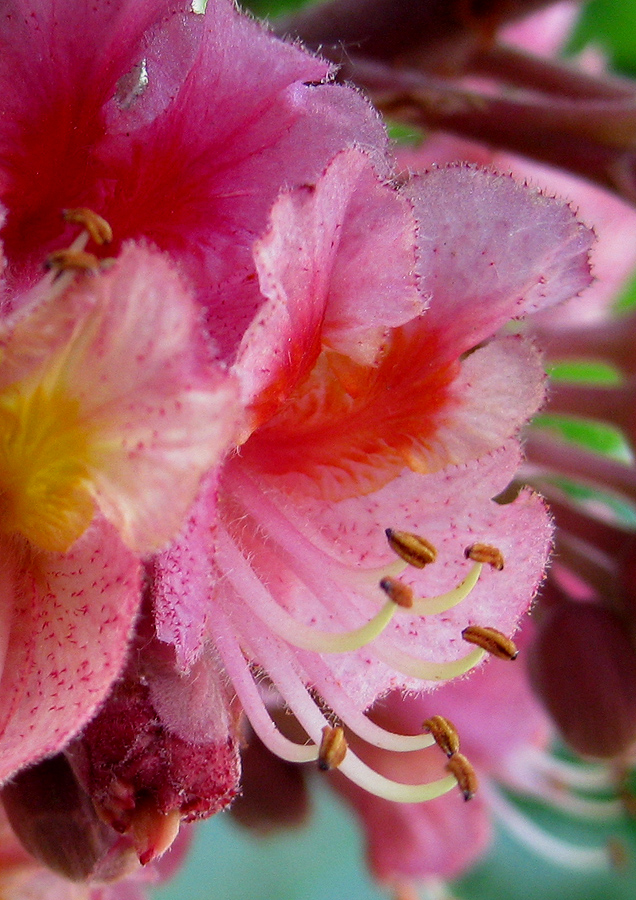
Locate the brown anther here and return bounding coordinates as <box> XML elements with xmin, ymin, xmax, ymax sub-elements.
<box><xmin>423</xmin><ymin>715</ymin><xmax>460</xmax><ymax>757</ymax></box>
<box><xmin>385</xmin><ymin>529</ymin><xmax>437</xmax><ymax>568</ymax></box>
<box><xmin>318</xmin><ymin>725</ymin><xmax>348</xmax><ymax>771</ymax></box>
<box><xmin>379</xmin><ymin>576</ymin><xmax>414</xmax><ymax>609</ymax></box>
<box><xmin>446</xmin><ymin>752</ymin><xmax>478</xmax><ymax>801</ymax></box>
<box><xmin>462</xmin><ymin>625</ymin><xmax>518</xmax><ymax>660</ymax></box>
<box><xmin>464</xmin><ymin>543</ymin><xmax>504</xmax><ymax>570</ymax></box>
<box><xmin>63</xmin><ymin>207</ymin><xmax>113</xmax><ymax>245</ymax></box>
<box><xmin>44</xmin><ymin>248</ymin><xmax>100</xmax><ymax>274</ymax></box>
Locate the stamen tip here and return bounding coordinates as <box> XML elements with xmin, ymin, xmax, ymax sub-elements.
<box><xmin>462</xmin><ymin>625</ymin><xmax>518</xmax><ymax>660</ymax></box>
<box><xmin>379</xmin><ymin>576</ymin><xmax>414</xmax><ymax>609</ymax></box>
<box><xmin>386</xmin><ymin>529</ymin><xmax>437</xmax><ymax>568</ymax></box>
<box><xmin>446</xmin><ymin>753</ymin><xmax>478</xmax><ymax>801</ymax></box>
<box><xmin>318</xmin><ymin>726</ymin><xmax>347</xmax><ymax>771</ymax></box>
<box><xmin>465</xmin><ymin>543</ymin><xmax>504</xmax><ymax>570</ymax></box>
<box><xmin>63</xmin><ymin>207</ymin><xmax>113</xmax><ymax>245</ymax></box>
<box><xmin>423</xmin><ymin>715</ymin><xmax>460</xmax><ymax>757</ymax></box>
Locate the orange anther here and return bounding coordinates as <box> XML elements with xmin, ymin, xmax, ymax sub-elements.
<box><xmin>462</xmin><ymin>625</ymin><xmax>518</xmax><ymax>660</ymax></box>
<box><xmin>464</xmin><ymin>543</ymin><xmax>504</xmax><ymax>570</ymax></box>
<box><xmin>318</xmin><ymin>725</ymin><xmax>348</xmax><ymax>771</ymax></box>
<box><xmin>386</xmin><ymin>529</ymin><xmax>437</xmax><ymax>568</ymax></box>
<box><xmin>63</xmin><ymin>208</ymin><xmax>113</xmax><ymax>245</ymax></box>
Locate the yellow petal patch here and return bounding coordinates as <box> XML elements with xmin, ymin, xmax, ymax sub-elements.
<box><xmin>0</xmin><ymin>380</ymin><xmax>95</xmax><ymax>553</ymax></box>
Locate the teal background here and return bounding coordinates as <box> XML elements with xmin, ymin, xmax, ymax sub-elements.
<box><xmin>154</xmin><ymin>1</ymin><xmax>636</xmax><ymax>898</ymax></box>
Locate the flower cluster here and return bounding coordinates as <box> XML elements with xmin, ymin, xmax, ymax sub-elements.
<box><xmin>0</xmin><ymin>0</ymin><xmax>598</xmax><ymax>896</ymax></box>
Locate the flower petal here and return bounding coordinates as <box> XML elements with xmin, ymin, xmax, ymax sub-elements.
<box><xmin>0</xmin><ymin>519</ymin><xmax>140</xmax><ymax>783</ymax></box>
<box><xmin>0</xmin><ymin>0</ymin><xmax>183</xmax><ymax>283</ymax></box>
<box><xmin>405</xmin><ymin>164</ymin><xmax>594</xmax><ymax>358</ymax></box>
<box><xmin>60</xmin><ymin>243</ymin><xmax>239</xmax><ymax>553</ymax></box>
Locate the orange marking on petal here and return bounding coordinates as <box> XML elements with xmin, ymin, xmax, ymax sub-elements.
<box><xmin>243</xmin><ymin>327</ymin><xmax>460</xmax><ymax>500</ymax></box>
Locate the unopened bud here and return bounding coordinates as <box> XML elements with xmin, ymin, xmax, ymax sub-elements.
<box><xmin>386</xmin><ymin>529</ymin><xmax>437</xmax><ymax>568</ymax></box>
<box><xmin>462</xmin><ymin>625</ymin><xmax>518</xmax><ymax>660</ymax></box>
<box><xmin>423</xmin><ymin>715</ymin><xmax>460</xmax><ymax>757</ymax></box>
<box><xmin>446</xmin><ymin>752</ymin><xmax>478</xmax><ymax>801</ymax></box>
<box><xmin>318</xmin><ymin>726</ymin><xmax>347</xmax><ymax>771</ymax></box>
<box><xmin>528</xmin><ymin>602</ymin><xmax>636</xmax><ymax>758</ymax></box>
<box><xmin>464</xmin><ymin>543</ymin><xmax>504</xmax><ymax>570</ymax></box>
<box><xmin>1</xmin><ymin>754</ymin><xmax>138</xmax><ymax>883</ymax></box>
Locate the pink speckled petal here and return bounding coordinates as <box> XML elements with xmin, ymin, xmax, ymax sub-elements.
<box><xmin>61</xmin><ymin>243</ymin><xmax>240</xmax><ymax>553</ymax></box>
<box><xmin>0</xmin><ymin>518</ymin><xmax>140</xmax><ymax>783</ymax></box>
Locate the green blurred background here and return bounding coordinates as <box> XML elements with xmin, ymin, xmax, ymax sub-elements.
<box><xmin>153</xmin><ymin>2</ymin><xmax>636</xmax><ymax>898</ymax></box>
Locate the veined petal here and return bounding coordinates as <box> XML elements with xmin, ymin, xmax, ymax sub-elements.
<box><xmin>234</xmin><ymin>149</ymin><xmax>423</xmax><ymax>419</ymax></box>
<box><xmin>406</xmin><ymin>163</ymin><xmax>594</xmax><ymax>360</ymax></box>
<box><xmin>0</xmin><ymin>519</ymin><xmax>140</xmax><ymax>783</ymax></box>
<box><xmin>59</xmin><ymin>244</ymin><xmax>240</xmax><ymax>553</ymax></box>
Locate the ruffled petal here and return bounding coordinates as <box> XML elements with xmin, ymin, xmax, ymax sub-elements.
<box><xmin>405</xmin><ymin>164</ymin><xmax>594</xmax><ymax>359</ymax></box>
<box><xmin>234</xmin><ymin>149</ymin><xmax>422</xmax><ymax>417</ymax></box>
<box><xmin>60</xmin><ymin>244</ymin><xmax>240</xmax><ymax>553</ymax></box>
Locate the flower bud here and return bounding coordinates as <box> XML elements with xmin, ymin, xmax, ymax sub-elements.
<box><xmin>1</xmin><ymin>754</ymin><xmax>138</xmax><ymax>882</ymax></box>
<box><xmin>529</xmin><ymin>601</ymin><xmax>636</xmax><ymax>758</ymax></box>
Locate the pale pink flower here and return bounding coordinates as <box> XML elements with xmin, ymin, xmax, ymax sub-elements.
<box><xmin>144</xmin><ymin>150</ymin><xmax>592</xmax><ymax>810</ymax></box>
<box><xmin>0</xmin><ymin>237</ymin><xmax>237</xmax><ymax>783</ymax></box>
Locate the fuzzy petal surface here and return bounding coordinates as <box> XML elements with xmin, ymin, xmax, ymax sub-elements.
<box><xmin>57</xmin><ymin>244</ymin><xmax>240</xmax><ymax>553</ymax></box>
<box><xmin>217</xmin><ymin>441</ymin><xmax>552</xmax><ymax>711</ymax></box>
<box><xmin>0</xmin><ymin>519</ymin><xmax>140</xmax><ymax>783</ymax></box>
<box><xmin>406</xmin><ymin>164</ymin><xmax>593</xmax><ymax>359</ymax></box>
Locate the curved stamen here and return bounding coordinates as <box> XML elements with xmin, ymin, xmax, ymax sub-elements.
<box><xmin>301</xmin><ymin>655</ymin><xmax>436</xmax><ymax>751</ymax></box>
<box><xmin>217</xmin><ymin>526</ymin><xmax>402</xmax><ymax>653</ymax></box>
<box><xmin>375</xmin><ymin>643</ymin><xmax>486</xmax><ymax>681</ymax></box>
<box><xmin>212</xmin><ymin>615</ymin><xmax>319</xmax><ymax>764</ymax></box>
<box><xmin>237</xmin><ymin>618</ymin><xmax>466</xmax><ymax>803</ymax></box>
<box><xmin>485</xmin><ymin>782</ymin><xmax>611</xmax><ymax>871</ymax></box>
<box><xmin>339</xmin><ymin>751</ymin><xmax>458</xmax><ymax>803</ymax></box>
<box><xmin>409</xmin><ymin>562</ymin><xmax>483</xmax><ymax>615</ymax></box>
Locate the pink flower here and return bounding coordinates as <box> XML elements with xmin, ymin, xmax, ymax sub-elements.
<box><xmin>0</xmin><ymin>235</ymin><xmax>237</xmax><ymax>784</ymax></box>
<box><xmin>0</xmin><ymin>0</ymin><xmax>596</xmax><ymax>886</ymax></box>
<box><xmin>145</xmin><ymin>150</ymin><xmax>592</xmax><ymax>808</ymax></box>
